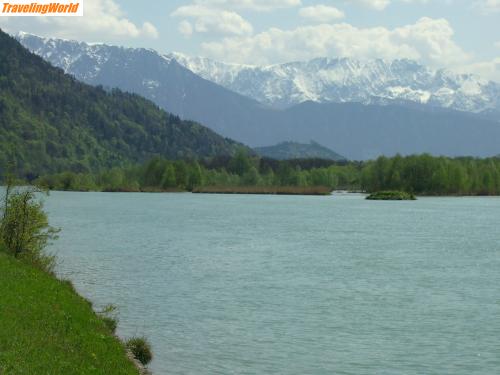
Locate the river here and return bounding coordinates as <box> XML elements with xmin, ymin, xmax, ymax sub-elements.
<box><xmin>44</xmin><ymin>192</ymin><xmax>500</xmax><ymax>374</ymax></box>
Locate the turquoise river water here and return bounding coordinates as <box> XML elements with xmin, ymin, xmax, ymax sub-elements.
<box><xmin>44</xmin><ymin>192</ymin><xmax>500</xmax><ymax>374</ymax></box>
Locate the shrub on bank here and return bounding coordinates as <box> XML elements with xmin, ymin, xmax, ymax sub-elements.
<box><xmin>0</xmin><ymin>179</ymin><xmax>59</xmax><ymax>272</ymax></box>
<box><xmin>126</xmin><ymin>337</ymin><xmax>153</xmax><ymax>366</ymax></box>
<box><xmin>98</xmin><ymin>304</ymin><xmax>119</xmax><ymax>334</ymax></box>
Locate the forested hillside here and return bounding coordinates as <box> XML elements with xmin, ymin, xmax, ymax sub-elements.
<box><xmin>0</xmin><ymin>29</ymin><xmax>244</xmax><ymax>178</ymax></box>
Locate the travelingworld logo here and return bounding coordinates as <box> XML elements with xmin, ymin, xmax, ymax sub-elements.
<box><xmin>1</xmin><ymin>0</ymin><xmax>83</xmax><ymax>16</ymax></box>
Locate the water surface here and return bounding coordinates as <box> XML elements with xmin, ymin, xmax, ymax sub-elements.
<box><xmin>45</xmin><ymin>192</ymin><xmax>500</xmax><ymax>374</ymax></box>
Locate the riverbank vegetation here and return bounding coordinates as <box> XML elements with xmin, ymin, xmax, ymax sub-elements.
<box><xmin>34</xmin><ymin>151</ymin><xmax>355</xmax><ymax>194</ymax></box>
<box><xmin>126</xmin><ymin>337</ymin><xmax>153</xmax><ymax>367</ymax></box>
<box><xmin>33</xmin><ymin>152</ymin><xmax>500</xmax><ymax>196</ymax></box>
<box><xmin>0</xmin><ymin>178</ymin><xmax>147</xmax><ymax>374</ymax></box>
<box><xmin>360</xmin><ymin>154</ymin><xmax>500</xmax><ymax>196</ymax></box>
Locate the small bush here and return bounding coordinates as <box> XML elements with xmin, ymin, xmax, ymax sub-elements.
<box><xmin>101</xmin><ymin>316</ymin><xmax>118</xmax><ymax>333</ymax></box>
<box><xmin>126</xmin><ymin>337</ymin><xmax>153</xmax><ymax>366</ymax></box>
<box><xmin>97</xmin><ymin>304</ymin><xmax>118</xmax><ymax>333</ymax></box>
<box><xmin>0</xmin><ymin>182</ymin><xmax>59</xmax><ymax>273</ymax></box>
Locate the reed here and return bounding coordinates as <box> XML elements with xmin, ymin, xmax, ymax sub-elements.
<box><xmin>192</xmin><ymin>186</ymin><xmax>332</xmax><ymax>196</ymax></box>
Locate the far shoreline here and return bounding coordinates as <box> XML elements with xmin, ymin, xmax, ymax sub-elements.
<box><xmin>18</xmin><ymin>187</ymin><xmax>500</xmax><ymax>198</ymax></box>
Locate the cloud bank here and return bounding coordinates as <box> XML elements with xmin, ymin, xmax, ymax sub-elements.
<box><xmin>201</xmin><ymin>17</ymin><xmax>470</xmax><ymax>69</ymax></box>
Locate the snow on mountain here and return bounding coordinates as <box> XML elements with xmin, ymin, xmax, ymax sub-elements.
<box><xmin>16</xmin><ymin>32</ymin><xmax>500</xmax><ymax>114</ymax></box>
<box><xmin>172</xmin><ymin>54</ymin><xmax>500</xmax><ymax>113</ymax></box>
<box><xmin>15</xmin><ymin>32</ymin><xmax>116</xmax><ymax>82</ymax></box>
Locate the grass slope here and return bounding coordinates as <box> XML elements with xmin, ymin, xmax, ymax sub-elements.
<box><xmin>0</xmin><ymin>253</ymin><xmax>139</xmax><ymax>375</ymax></box>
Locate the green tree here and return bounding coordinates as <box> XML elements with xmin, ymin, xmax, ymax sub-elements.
<box><xmin>101</xmin><ymin>168</ymin><xmax>125</xmax><ymax>191</ymax></box>
<box><xmin>174</xmin><ymin>161</ymin><xmax>189</xmax><ymax>189</ymax></box>
<box><xmin>0</xmin><ymin>184</ymin><xmax>59</xmax><ymax>272</ymax></box>
<box><xmin>161</xmin><ymin>163</ymin><xmax>177</xmax><ymax>189</ymax></box>
<box><xmin>242</xmin><ymin>166</ymin><xmax>261</xmax><ymax>185</ymax></box>
<box><xmin>229</xmin><ymin>149</ymin><xmax>252</xmax><ymax>176</ymax></box>
<box><xmin>143</xmin><ymin>157</ymin><xmax>164</xmax><ymax>187</ymax></box>
<box><xmin>187</xmin><ymin>162</ymin><xmax>203</xmax><ymax>190</ymax></box>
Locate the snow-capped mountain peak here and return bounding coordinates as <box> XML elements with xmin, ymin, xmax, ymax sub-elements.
<box><xmin>15</xmin><ymin>31</ymin><xmax>500</xmax><ymax>114</ymax></box>
<box><xmin>171</xmin><ymin>54</ymin><xmax>500</xmax><ymax>113</ymax></box>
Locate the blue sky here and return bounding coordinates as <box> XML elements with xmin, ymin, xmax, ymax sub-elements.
<box><xmin>1</xmin><ymin>0</ymin><xmax>499</xmax><ymax>80</ymax></box>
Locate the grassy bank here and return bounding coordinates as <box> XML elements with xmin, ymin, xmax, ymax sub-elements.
<box><xmin>192</xmin><ymin>186</ymin><xmax>332</xmax><ymax>195</ymax></box>
<box><xmin>0</xmin><ymin>253</ymin><xmax>140</xmax><ymax>375</ymax></box>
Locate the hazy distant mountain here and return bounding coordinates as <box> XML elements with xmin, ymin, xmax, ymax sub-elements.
<box><xmin>16</xmin><ymin>33</ymin><xmax>500</xmax><ymax>160</ymax></box>
<box><xmin>255</xmin><ymin>141</ymin><xmax>346</xmax><ymax>161</ymax></box>
<box><xmin>258</xmin><ymin>101</ymin><xmax>500</xmax><ymax>160</ymax></box>
<box><xmin>174</xmin><ymin>53</ymin><xmax>500</xmax><ymax>113</ymax></box>
<box><xmin>478</xmin><ymin>109</ymin><xmax>500</xmax><ymax>122</ymax></box>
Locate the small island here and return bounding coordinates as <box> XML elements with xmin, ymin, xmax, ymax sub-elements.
<box><xmin>366</xmin><ymin>191</ymin><xmax>416</xmax><ymax>200</ymax></box>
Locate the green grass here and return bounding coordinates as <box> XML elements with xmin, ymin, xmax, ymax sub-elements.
<box><xmin>0</xmin><ymin>253</ymin><xmax>139</xmax><ymax>375</ymax></box>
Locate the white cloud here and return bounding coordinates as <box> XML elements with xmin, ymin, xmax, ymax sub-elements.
<box><xmin>178</xmin><ymin>20</ymin><xmax>194</xmax><ymax>37</ymax></box>
<box><xmin>474</xmin><ymin>0</ymin><xmax>500</xmax><ymax>13</ymax></box>
<box><xmin>495</xmin><ymin>41</ymin><xmax>500</xmax><ymax>48</ymax></box>
<box><xmin>171</xmin><ymin>5</ymin><xmax>253</xmax><ymax>36</ymax></box>
<box><xmin>354</xmin><ymin>0</ymin><xmax>391</xmax><ymax>10</ymax></box>
<box><xmin>0</xmin><ymin>0</ymin><xmax>158</xmax><ymax>41</ymax></box>
<box><xmin>350</xmin><ymin>0</ymin><xmax>429</xmax><ymax>11</ymax></box>
<box><xmin>299</xmin><ymin>5</ymin><xmax>345</xmax><ymax>23</ymax></box>
<box><xmin>459</xmin><ymin>58</ymin><xmax>500</xmax><ymax>82</ymax></box>
<box><xmin>192</xmin><ymin>0</ymin><xmax>302</xmax><ymax>12</ymax></box>
<box><xmin>201</xmin><ymin>17</ymin><xmax>470</xmax><ymax>68</ymax></box>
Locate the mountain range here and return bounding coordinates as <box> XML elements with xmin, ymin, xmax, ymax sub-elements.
<box><xmin>16</xmin><ymin>32</ymin><xmax>500</xmax><ymax>160</ymax></box>
<box><xmin>173</xmin><ymin>54</ymin><xmax>500</xmax><ymax>114</ymax></box>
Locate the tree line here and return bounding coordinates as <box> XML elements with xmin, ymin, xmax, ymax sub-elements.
<box><xmin>34</xmin><ymin>151</ymin><xmax>500</xmax><ymax>196</ymax></box>
<box><xmin>361</xmin><ymin>154</ymin><xmax>500</xmax><ymax>195</ymax></box>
